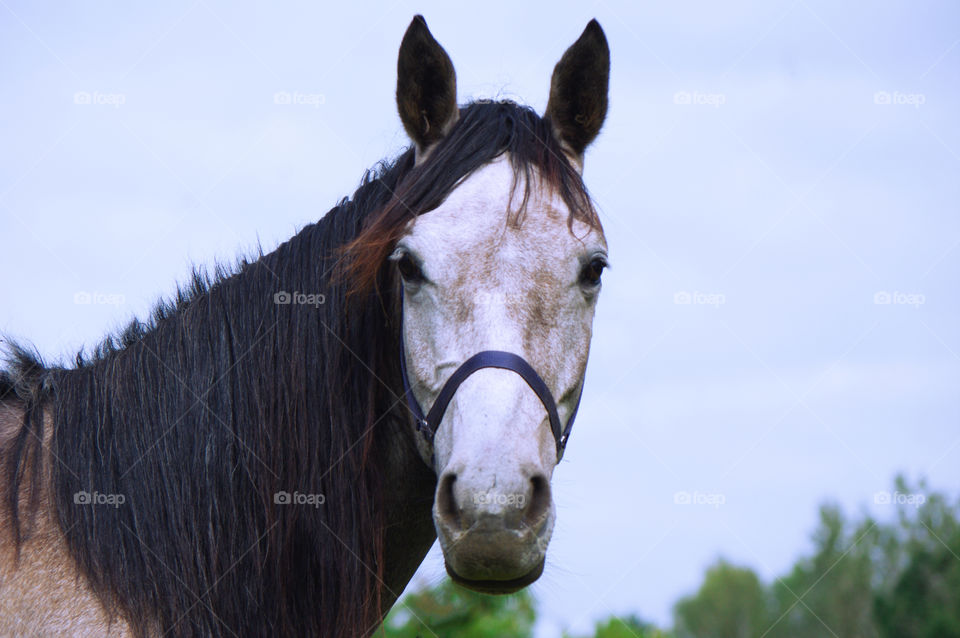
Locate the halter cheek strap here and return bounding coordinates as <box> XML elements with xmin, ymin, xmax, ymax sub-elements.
<box><xmin>398</xmin><ymin>310</ymin><xmax>584</xmax><ymax>461</ymax></box>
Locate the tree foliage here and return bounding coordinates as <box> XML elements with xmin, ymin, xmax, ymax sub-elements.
<box><xmin>671</xmin><ymin>477</ymin><xmax>960</xmax><ymax>638</ymax></box>
<box><xmin>379</xmin><ymin>579</ymin><xmax>535</xmax><ymax>638</ymax></box>
<box><xmin>873</xmin><ymin>477</ymin><xmax>960</xmax><ymax>638</ymax></box>
<box><xmin>567</xmin><ymin>614</ymin><xmax>672</xmax><ymax>638</ymax></box>
<box><xmin>674</xmin><ymin>561</ymin><xmax>766</xmax><ymax>638</ymax></box>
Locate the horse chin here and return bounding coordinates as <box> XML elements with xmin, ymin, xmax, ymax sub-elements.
<box><xmin>444</xmin><ymin>557</ymin><xmax>545</xmax><ymax>595</ymax></box>
<box><xmin>433</xmin><ymin>491</ymin><xmax>556</xmax><ymax>595</ymax></box>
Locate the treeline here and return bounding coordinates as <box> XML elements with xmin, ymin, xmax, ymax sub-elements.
<box><xmin>378</xmin><ymin>477</ymin><xmax>960</xmax><ymax>638</ymax></box>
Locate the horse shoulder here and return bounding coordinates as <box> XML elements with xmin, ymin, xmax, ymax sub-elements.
<box><xmin>0</xmin><ymin>402</ymin><xmax>132</xmax><ymax>637</ymax></box>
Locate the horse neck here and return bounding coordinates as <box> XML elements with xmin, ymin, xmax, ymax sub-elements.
<box><xmin>30</xmin><ymin>220</ymin><xmax>434</xmax><ymax>636</ymax></box>
<box><xmin>375</xmin><ymin>410</ymin><xmax>438</xmax><ymax>611</ymax></box>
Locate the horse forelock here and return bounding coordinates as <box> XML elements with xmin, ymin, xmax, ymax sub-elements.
<box><xmin>342</xmin><ymin>99</ymin><xmax>602</xmax><ymax>299</ymax></box>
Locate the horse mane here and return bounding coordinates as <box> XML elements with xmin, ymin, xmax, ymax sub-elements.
<box><xmin>0</xmin><ymin>99</ymin><xmax>597</xmax><ymax>637</ymax></box>
<box><xmin>2</xmin><ymin>149</ymin><xmax>414</xmax><ymax>636</ymax></box>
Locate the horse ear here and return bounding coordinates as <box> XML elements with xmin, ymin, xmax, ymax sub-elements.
<box><xmin>396</xmin><ymin>15</ymin><xmax>458</xmax><ymax>161</ymax></box>
<box><xmin>545</xmin><ymin>19</ymin><xmax>610</xmax><ymax>161</ymax></box>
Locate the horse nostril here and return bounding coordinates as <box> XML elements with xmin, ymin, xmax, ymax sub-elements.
<box><xmin>522</xmin><ymin>474</ymin><xmax>551</xmax><ymax>528</ymax></box>
<box><xmin>435</xmin><ymin>469</ymin><xmax>552</xmax><ymax>533</ymax></box>
<box><xmin>437</xmin><ymin>472</ymin><xmax>461</xmax><ymax>529</ymax></box>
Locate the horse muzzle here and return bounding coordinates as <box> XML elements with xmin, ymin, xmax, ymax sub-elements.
<box><xmin>432</xmin><ymin>460</ymin><xmax>554</xmax><ymax>593</ymax></box>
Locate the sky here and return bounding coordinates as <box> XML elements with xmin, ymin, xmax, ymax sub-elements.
<box><xmin>1</xmin><ymin>1</ymin><xmax>958</xmax><ymax>635</ymax></box>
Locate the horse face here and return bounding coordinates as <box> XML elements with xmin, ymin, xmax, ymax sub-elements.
<box><xmin>396</xmin><ymin>156</ymin><xmax>607</xmax><ymax>591</ymax></box>
<box><xmin>394</xmin><ymin>16</ymin><xmax>609</xmax><ymax>593</ymax></box>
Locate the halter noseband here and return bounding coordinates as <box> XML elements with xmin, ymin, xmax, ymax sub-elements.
<box><xmin>398</xmin><ymin>312</ymin><xmax>584</xmax><ymax>461</ymax></box>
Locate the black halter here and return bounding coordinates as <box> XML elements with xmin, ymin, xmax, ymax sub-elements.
<box><xmin>398</xmin><ymin>311</ymin><xmax>584</xmax><ymax>461</ymax></box>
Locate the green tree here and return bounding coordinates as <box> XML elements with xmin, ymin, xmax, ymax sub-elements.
<box><xmin>379</xmin><ymin>579</ymin><xmax>535</xmax><ymax>638</ymax></box>
<box><xmin>673</xmin><ymin>560</ymin><xmax>767</xmax><ymax>638</ymax></box>
<box><xmin>762</xmin><ymin>477</ymin><xmax>960</xmax><ymax>638</ymax></box>
<box><xmin>874</xmin><ymin>477</ymin><xmax>960</xmax><ymax>638</ymax></box>
<box><xmin>566</xmin><ymin>614</ymin><xmax>672</xmax><ymax>638</ymax></box>
<box><xmin>764</xmin><ymin>505</ymin><xmax>878</xmax><ymax>638</ymax></box>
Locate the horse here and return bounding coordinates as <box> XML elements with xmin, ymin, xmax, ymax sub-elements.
<box><xmin>0</xmin><ymin>15</ymin><xmax>610</xmax><ymax>637</ymax></box>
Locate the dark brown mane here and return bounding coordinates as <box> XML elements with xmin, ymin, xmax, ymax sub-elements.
<box><xmin>0</xmin><ymin>144</ymin><xmax>418</xmax><ymax>636</ymax></box>
<box><xmin>342</xmin><ymin>99</ymin><xmax>601</xmax><ymax>297</ymax></box>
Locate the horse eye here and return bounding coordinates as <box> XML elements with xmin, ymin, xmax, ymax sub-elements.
<box><xmin>579</xmin><ymin>257</ymin><xmax>607</xmax><ymax>287</ymax></box>
<box><xmin>397</xmin><ymin>253</ymin><xmax>425</xmax><ymax>284</ymax></box>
